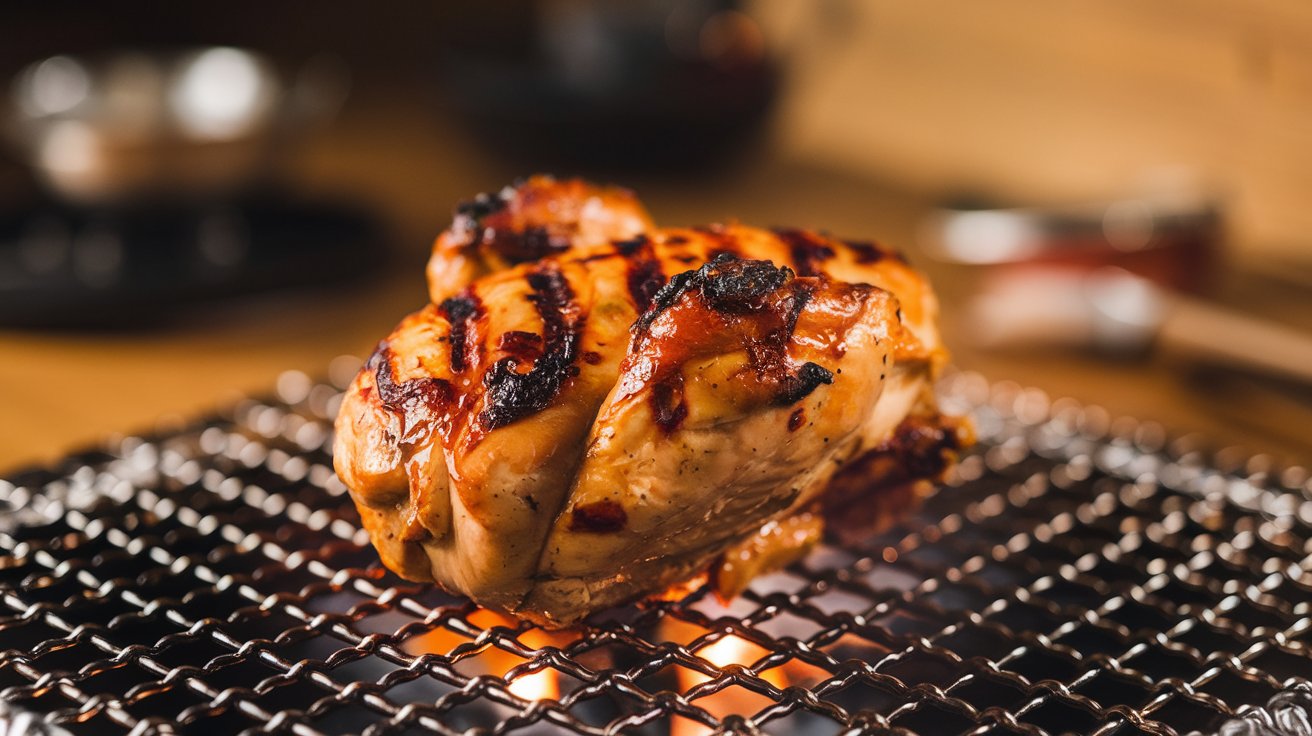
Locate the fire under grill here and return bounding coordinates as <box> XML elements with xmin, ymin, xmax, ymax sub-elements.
<box><xmin>1</xmin><ymin>369</ymin><xmax>1310</xmax><ymax>736</ymax></box>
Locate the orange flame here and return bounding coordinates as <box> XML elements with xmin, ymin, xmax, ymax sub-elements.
<box><xmin>402</xmin><ymin>609</ymin><xmax>574</xmax><ymax>703</ymax></box>
<box><xmin>672</xmin><ymin>633</ymin><xmax>781</xmax><ymax>736</ymax></box>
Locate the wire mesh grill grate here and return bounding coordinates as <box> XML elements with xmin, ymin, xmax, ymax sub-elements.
<box><xmin>1</xmin><ymin>369</ymin><xmax>1309</xmax><ymax>736</ymax></box>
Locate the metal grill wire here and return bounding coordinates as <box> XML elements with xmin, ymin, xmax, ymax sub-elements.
<box><xmin>0</xmin><ymin>366</ymin><xmax>1310</xmax><ymax>736</ymax></box>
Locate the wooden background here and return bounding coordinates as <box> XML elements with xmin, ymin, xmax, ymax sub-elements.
<box><xmin>764</xmin><ymin>0</ymin><xmax>1312</xmax><ymax>258</ymax></box>
<box><xmin>1</xmin><ymin>1</ymin><xmax>1310</xmax><ymax>472</ymax></box>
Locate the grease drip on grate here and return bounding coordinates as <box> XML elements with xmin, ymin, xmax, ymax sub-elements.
<box><xmin>0</xmin><ymin>367</ymin><xmax>1309</xmax><ymax>736</ymax></box>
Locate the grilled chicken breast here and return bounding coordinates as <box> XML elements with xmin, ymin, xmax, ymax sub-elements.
<box><xmin>334</xmin><ymin>177</ymin><xmax>966</xmax><ymax>626</ymax></box>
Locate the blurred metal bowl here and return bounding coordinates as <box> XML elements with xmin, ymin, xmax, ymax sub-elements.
<box><xmin>6</xmin><ymin>47</ymin><xmax>346</xmax><ymax>203</ymax></box>
<box><xmin>919</xmin><ymin>193</ymin><xmax>1221</xmax><ymax>294</ymax></box>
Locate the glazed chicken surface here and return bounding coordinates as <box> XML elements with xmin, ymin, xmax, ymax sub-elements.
<box><xmin>334</xmin><ymin>176</ymin><xmax>967</xmax><ymax>626</ymax></box>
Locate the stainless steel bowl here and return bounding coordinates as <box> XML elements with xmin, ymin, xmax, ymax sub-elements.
<box><xmin>6</xmin><ymin>47</ymin><xmax>347</xmax><ymax>203</ymax></box>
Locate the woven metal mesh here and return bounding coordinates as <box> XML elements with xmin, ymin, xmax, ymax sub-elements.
<box><xmin>1</xmin><ymin>367</ymin><xmax>1309</xmax><ymax>736</ymax></box>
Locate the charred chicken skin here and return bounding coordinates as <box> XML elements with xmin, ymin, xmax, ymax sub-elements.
<box><xmin>334</xmin><ymin>176</ymin><xmax>966</xmax><ymax>627</ymax></box>
<box><xmin>426</xmin><ymin>175</ymin><xmax>653</xmax><ymax>302</ymax></box>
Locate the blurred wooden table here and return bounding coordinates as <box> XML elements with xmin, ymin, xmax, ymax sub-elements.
<box><xmin>1</xmin><ymin>103</ymin><xmax>1308</xmax><ymax>473</ymax></box>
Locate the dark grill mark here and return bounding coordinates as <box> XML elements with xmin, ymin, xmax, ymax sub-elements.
<box><xmin>519</xmin><ymin>226</ymin><xmax>572</xmax><ymax>257</ymax></box>
<box><xmin>582</xmin><ymin>351</ymin><xmax>604</xmax><ymax>365</ymax></box>
<box><xmin>454</xmin><ymin>185</ymin><xmax>570</xmax><ymax>264</ymax></box>
<box><xmin>844</xmin><ymin>239</ymin><xmax>907</xmax><ymax>264</ymax></box>
<box><xmin>777</xmin><ymin>281</ymin><xmax>814</xmax><ymax>338</ymax></box>
<box><xmin>700</xmin><ymin>256</ymin><xmax>791</xmax><ymax>313</ymax></box>
<box><xmin>626</xmin><ymin>250</ymin><xmax>667</xmax><ymax>314</ymax></box>
<box><xmin>774</xmin><ymin>228</ymin><xmax>836</xmax><ymax>276</ymax></box>
<box><xmin>369</xmin><ymin>344</ymin><xmax>453</xmax><ymax>445</ymax></box>
<box><xmin>484</xmin><ymin>225</ymin><xmax>572</xmax><ymax>264</ymax></box>
<box><xmin>454</xmin><ymin>184</ymin><xmax>574</xmax><ymax>265</ymax></box>
<box><xmin>788</xmin><ymin>408</ymin><xmax>806</xmax><ymax>432</ymax></box>
<box><xmin>844</xmin><ymin>240</ymin><xmax>884</xmax><ymax>264</ymax></box>
<box><xmin>615</xmin><ymin>234</ymin><xmax>666</xmax><ymax>314</ymax></box>
<box><xmin>497</xmin><ymin>330</ymin><xmax>544</xmax><ymax>362</ymax></box>
<box><xmin>773</xmin><ymin>362</ymin><xmax>834</xmax><ymax>406</ymax></box>
<box><xmin>479</xmin><ymin>263</ymin><xmax>582</xmax><ymax>430</ymax></box>
<box><xmin>453</xmin><ymin>191</ymin><xmax>508</xmax><ymax>226</ymax></box>
<box><xmin>439</xmin><ymin>291</ymin><xmax>483</xmax><ymax>373</ymax></box>
<box><xmin>693</xmin><ymin>224</ymin><xmax>741</xmax><ymax>262</ymax></box>
<box><xmin>612</xmin><ymin>235</ymin><xmax>648</xmax><ymax>256</ymax></box>
<box><xmin>635</xmin><ymin>254</ymin><xmax>836</xmax><ymax>411</ymax></box>
<box><xmin>651</xmin><ymin>374</ymin><xmax>688</xmax><ymax>433</ymax></box>
<box><xmin>637</xmin><ymin>254</ymin><xmax>791</xmax><ymax>333</ymax></box>
<box><xmin>569</xmin><ymin>500</ymin><xmax>628</xmax><ymax>532</ymax></box>
<box><xmin>634</xmin><ymin>268</ymin><xmax>693</xmax><ymax>334</ymax></box>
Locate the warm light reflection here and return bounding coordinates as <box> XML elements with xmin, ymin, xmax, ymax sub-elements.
<box><xmin>697</xmin><ymin>635</ymin><xmax>780</xmax><ymax>685</ymax></box>
<box><xmin>403</xmin><ymin>609</ymin><xmax>576</xmax><ymax>704</ymax></box>
<box><xmin>662</xmin><ymin>612</ymin><xmax>837</xmax><ymax>736</ymax></box>
<box><xmin>17</xmin><ymin>56</ymin><xmax>91</xmax><ymax>116</ymax></box>
<box><xmin>509</xmin><ymin>620</ymin><xmax>577</xmax><ymax>702</ymax></box>
<box><xmin>651</xmin><ymin>571</ymin><xmax>709</xmax><ymax>602</ymax></box>
<box><xmin>171</xmin><ymin>47</ymin><xmax>271</xmax><ymax>139</ymax></box>
<box><xmin>672</xmin><ymin>633</ymin><xmax>781</xmax><ymax>736</ymax></box>
<box><xmin>400</xmin><ymin>624</ymin><xmax>470</xmax><ymax>657</ymax></box>
<box><xmin>508</xmin><ymin>667</ymin><xmax>560</xmax><ymax>702</ymax></box>
<box><xmin>39</xmin><ymin>120</ymin><xmax>102</xmax><ymax>183</ymax></box>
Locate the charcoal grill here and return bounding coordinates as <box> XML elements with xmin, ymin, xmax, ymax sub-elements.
<box><xmin>1</xmin><ymin>366</ymin><xmax>1310</xmax><ymax>736</ymax></box>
